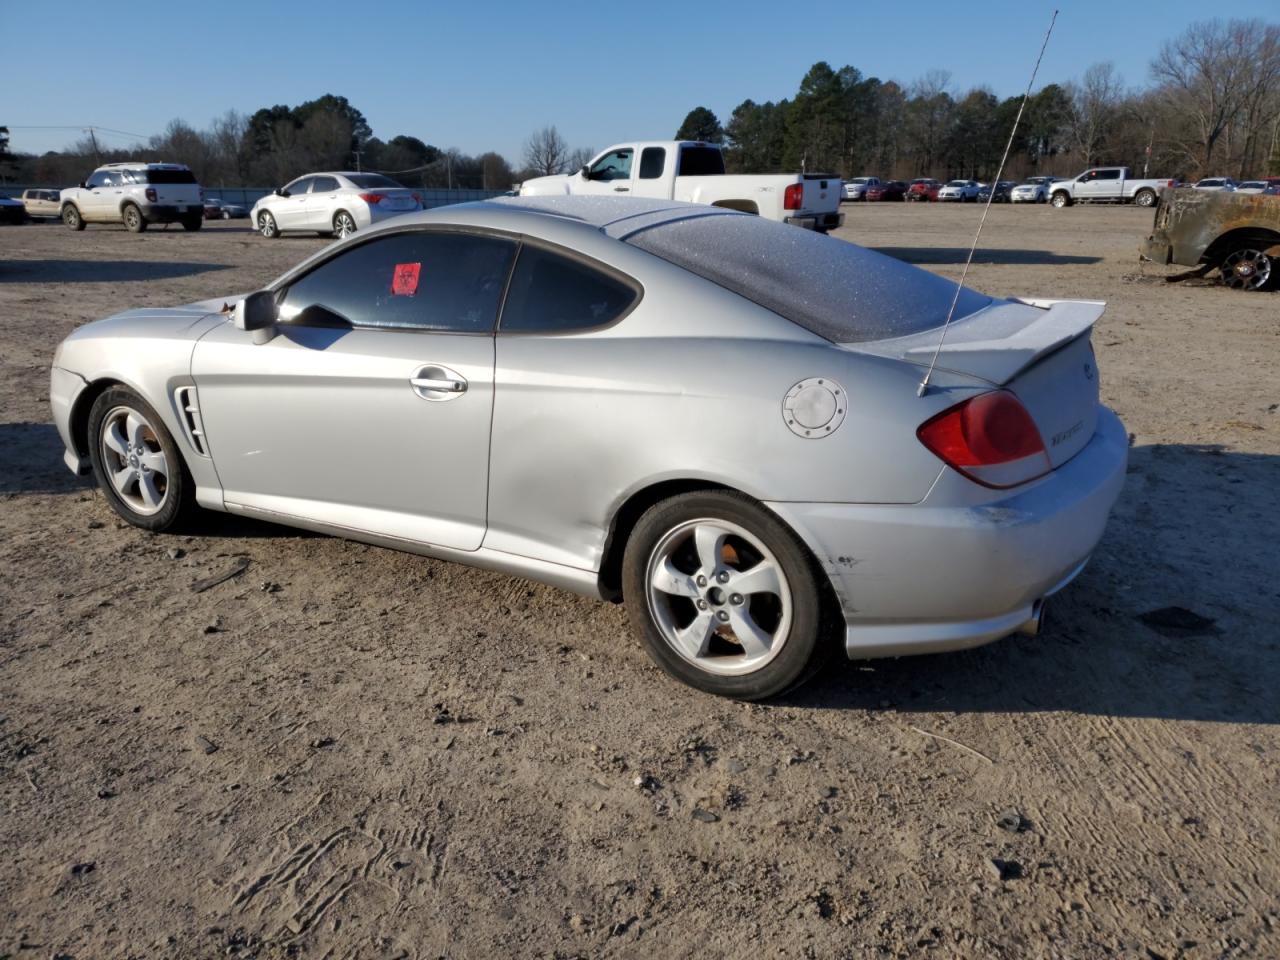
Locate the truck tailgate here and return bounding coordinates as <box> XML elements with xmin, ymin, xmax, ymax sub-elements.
<box><xmin>798</xmin><ymin>175</ymin><xmax>840</xmax><ymax>214</ymax></box>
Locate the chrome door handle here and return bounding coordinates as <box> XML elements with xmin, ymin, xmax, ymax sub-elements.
<box><xmin>410</xmin><ymin>377</ymin><xmax>465</xmax><ymax>392</ymax></box>
<box><xmin>613</xmin><ymin>186</ymin><xmax>629</xmax><ymax>192</ymax></box>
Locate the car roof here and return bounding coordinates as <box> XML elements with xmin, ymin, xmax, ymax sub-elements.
<box><xmin>98</xmin><ymin>161</ymin><xmax>190</xmax><ymax>170</ymax></box>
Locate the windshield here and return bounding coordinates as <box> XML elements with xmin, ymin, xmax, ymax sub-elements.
<box><xmin>623</xmin><ymin>212</ymin><xmax>991</xmax><ymax>344</ymax></box>
<box><xmin>850</xmin><ymin>178</ymin><xmax>870</xmax><ymax>185</ymax></box>
<box><xmin>947</xmin><ymin>181</ymin><xmax>967</xmax><ymax>187</ymax></box>
<box><xmin>345</xmin><ymin>173</ymin><xmax>404</xmax><ymax>189</ymax></box>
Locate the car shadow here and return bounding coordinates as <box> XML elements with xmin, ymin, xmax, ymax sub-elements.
<box><xmin>872</xmin><ymin>246</ymin><xmax>1102</xmax><ymax>266</ymax></box>
<box><xmin>779</xmin><ymin>442</ymin><xmax>1279</xmax><ymax>725</ymax></box>
<box><xmin>0</xmin><ymin>260</ymin><xmax>233</xmax><ymax>283</ymax></box>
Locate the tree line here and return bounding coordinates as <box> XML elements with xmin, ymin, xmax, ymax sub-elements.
<box><xmin>2</xmin><ymin>18</ymin><xmax>1275</xmax><ymax>188</ymax></box>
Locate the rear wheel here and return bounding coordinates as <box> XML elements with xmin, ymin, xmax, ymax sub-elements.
<box><xmin>258</xmin><ymin>211</ymin><xmax>279</xmax><ymax>238</ymax></box>
<box><xmin>622</xmin><ymin>491</ymin><xmax>830</xmax><ymax>700</ymax></box>
<box><xmin>88</xmin><ymin>387</ymin><xmax>195</xmax><ymax>532</ymax></box>
<box><xmin>221</xmin><ymin>210</ymin><xmax>231</xmax><ymax>220</ymax></box>
<box><xmin>181</xmin><ymin>216</ymin><xmax>203</xmax><ymax>231</ymax></box>
<box><xmin>333</xmin><ymin>210</ymin><xmax>357</xmax><ymax>239</ymax></box>
<box><xmin>1219</xmin><ymin>245</ymin><xmax>1274</xmax><ymax>292</ymax></box>
<box><xmin>63</xmin><ymin>204</ymin><xmax>86</xmax><ymax>231</ymax></box>
<box><xmin>1134</xmin><ymin>188</ymin><xmax>1157</xmax><ymax>208</ymax></box>
<box><xmin>122</xmin><ymin>203</ymin><xmax>147</xmax><ymax>233</ymax></box>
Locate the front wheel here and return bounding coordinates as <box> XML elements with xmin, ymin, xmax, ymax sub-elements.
<box><xmin>622</xmin><ymin>491</ymin><xmax>830</xmax><ymax>700</ymax></box>
<box><xmin>88</xmin><ymin>387</ymin><xmax>196</xmax><ymax>532</ymax></box>
<box><xmin>258</xmin><ymin>211</ymin><xmax>279</xmax><ymax>238</ymax></box>
<box><xmin>222</xmin><ymin>210</ymin><xmax>231</xmax><ymax>220</ymax></box>
<box><xmin>1219</xmin><ymin>246</ymin><xmax>1275</xmax><ymax>292</ymax></box>
<box><xmin>63</xmin><ymin>205</ymin><xmax>86</xmax><ymax>231</ymax></box>
<box><xmin>333</xmin><ymin>210</ymin><xmax>357</xmax><ymax>239</ymax></box>
<box><xmin>1051</xmin><ymin>191</ymin><xmax>1071</xmax><ymax>208</ymax></box>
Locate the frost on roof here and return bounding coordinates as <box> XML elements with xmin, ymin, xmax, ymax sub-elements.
<box><xmin>623</xmin><ymin>214</ymin><xmax>993</xmax><ymax>344</ymax></box>
<box><xmin>486</xmin><ymin>195</ymin><xmax>715</xmax><ymax>229</ymax></box>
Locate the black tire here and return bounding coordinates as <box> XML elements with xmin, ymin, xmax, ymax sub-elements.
<box><xmin>1051</xmin><ymin>191</ymin><xmax>1072</xmax><ymax>208</ymax></box>
<box><xmin>63</xmin><ymin>204</ymin><xmax>86</xmax><ymax>231</ymax></box>
<box><xmin>1218</xmin><ymin>244</ymin><xmax>1276</xmax><ymax>292</ymax></box>
<box><xmin>258</xmin><ymin>211</ymin><xmax>279</xmax><ymax>238</ymax></box>
<box><xmin>1134</xmin><ymin>188</ymin><xmax>1157</xmax><ymax>208</ymax></box>
<box><xmin>333</xmin><ymin>210</ymin><xmax>357</xmax><ymax>239</ymax></box>
<box><xmin>622</xmin><ymin>491</ymin><xmax>831</xmax><ymax>700</ymax></box>
<box><xmin>87</xmin><ymin>386</ymin><xmax>196</xmax><ymax>533</ymax></box>
<box><xmin>181</xmin><ymin>216</ymin><xmax>203</xmax><ymax>231</ymax></box>
<box><xmin>122</xmin><ymin>203</ymin><xmax>147</xmax><ymax>233</ymax></box>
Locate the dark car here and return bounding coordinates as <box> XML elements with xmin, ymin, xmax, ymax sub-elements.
<box><xmin>977</xmin><ymin>180</ymin><xmax>1016</xmax><ymax>203</ymax></box>
<box><xmin>203</xmin><ymin>198</ymin><xmax>249</xmax><ymax>220</ymax></box>
<box><xmin>866</xmin><ymin>180</ymin><xmax>908</xmax><ymax>202</ymax></box>
<box><xmin>906</xmin><ymin>178</ymin><xmax>941</xmax><ymax>202</ymax></box>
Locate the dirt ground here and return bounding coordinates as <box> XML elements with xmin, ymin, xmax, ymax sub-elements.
<box><xmin>1</xmin><ymin>204</ymin><xmax>1277</xmax><ymax>960</ymax></box>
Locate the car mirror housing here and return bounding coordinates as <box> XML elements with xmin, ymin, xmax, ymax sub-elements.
<box><xmin>233</xmin><ymin>291</ymin><xmax>278</xmax><ymax>345</ymax></box>
<box><xmin>275</xmin><ymin>187</ymin><xmax>288</xmax><ymax>197</ymax></box>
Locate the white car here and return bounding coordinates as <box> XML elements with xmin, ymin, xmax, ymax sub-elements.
<box><xmin>937</xmin><ymin>180</ymin><xmax>981</xmax><ymax>202</ymax></box>
<box><xmin>1193</xmin><ymin>177</ymin><xmax>1237</xmax><ymax>192</ymax></box>
<box><xmin>251</xmin><ymin>172</ymin><xmax>423</xmax><ymax>239</ymax></box>
<box><xmin>1235</xmin><ymin>181</ymin><xmax>1269</xmax><ymax>195</ymax></box>
<box><xmin>1010</xmin><ymin>177</ymin><xmax>1060</xmax><ymax>204</ymax></box>
<box><xmin>842</xmin><ymin>177</ymin><xmax>880</xmax><ymax>201</ymax></box>
<box><xmin>21</xmin><ymin>188</ymin><xmax>63</xmax><ymax>219</ymax></box>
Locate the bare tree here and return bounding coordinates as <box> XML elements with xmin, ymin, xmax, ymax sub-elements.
<box><xmin>523</xmin><ymin>125</ymin><xmax>569</xmax><ymax>176</ymax></box>
<box><xmin>566</xmin><ymin>145</ymin><xmax>595</xmax><ymax>173</ymax></box>
<box><xmin>1151</xmin><ymin>19</ymin><xmax>1280</xmax><ymax>176</ymax></box>
<box><xmin>1065</xmin><ymin>62</ymin><xmax>1125</xmax><ymax>166</ymax></box>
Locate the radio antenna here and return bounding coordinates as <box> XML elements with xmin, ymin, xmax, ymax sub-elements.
<box><xmin>917</xmin><ymin>9</ymin><xmax>1059</xmax><ymax>397</ymax></box>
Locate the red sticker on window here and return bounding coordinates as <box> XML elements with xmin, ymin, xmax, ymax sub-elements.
<box><xmin>391</xmin><ymin>262</ymin><xmax>421</xmax><ymax>296</ymax></box>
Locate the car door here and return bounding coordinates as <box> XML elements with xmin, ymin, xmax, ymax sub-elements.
<box><xmin>630</xmin><ymin>146</ymin><xmax>668</xmax><ymax>199</ymax></box>
<box><xmin>306</xmin><ymin>175</ymin><xmax>340</xmax><ymax>230</ymax></box>
<box><xmin>275</xmin><ymin>176</ymin><xmax>314</xmax><ymax>229</ymax></box>
<box><xmin>191</xmin><ymin>228</ymin><xmax>517</xmax><ymax>551</ymax></box>
<box><xmin>1093</xmin><ymin>168</ymin><xmax>1121</xmax><ymax>199</ymax></box>
<box><xmin>80</xmin><ymin>170</ymin><xmax>115</xmax><ymax>220</ymax></box>
<box><xmin>578</xmin><ymin>147</ymin><xmax>635</xmax><ymax>196</ymax></box>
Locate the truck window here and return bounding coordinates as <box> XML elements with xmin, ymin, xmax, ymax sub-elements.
<box><xmin>589</xmin><ymin>150</ymin><xmax>633</xmax><ymax>182</ymax></box>
<box><xmin>677</xmin><ymin>147</ymin><xmax>726</xmax><ymax>177</ymax></box>
<box><xmin>1095</xmin><ymin>169</ymin><xmax>1121</xmax><ymax>180</ymax></box>
<box><xmin>639</xmin><ymin>147</ymin><xmax>666</xmax><ymax>180</ymax></box>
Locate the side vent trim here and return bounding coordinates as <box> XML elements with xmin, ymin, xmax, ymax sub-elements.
<box><xmin>175</xmin><ymin>385</ymin><xmax>210</xmax><ymax>457</ymax></box>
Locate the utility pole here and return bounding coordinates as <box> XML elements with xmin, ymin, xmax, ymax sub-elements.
<box><xmin>1143</xmin><ymin>123</ymin><xmax>1155</xmax><ymax>178</ymax></box>
<box><xmin>353</xmin><ymin>149</ymin><xmax>362</xmax><ymax>172</ymax></box>
<box><xmin>84</xmin><ymin>127</ymin><xmax>101</xmax><ymax>165</ymax></box>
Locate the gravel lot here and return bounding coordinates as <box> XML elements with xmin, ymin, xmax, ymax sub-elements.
<box><xmin>1</xmin><ymin>205</ymin><xmax>1277</xmax><ymax>959</ymax></box>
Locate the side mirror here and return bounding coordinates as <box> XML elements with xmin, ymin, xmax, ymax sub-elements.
<box><xmin>580</xmin><ymin>166</ymin><xmax>590</xmax><ymax>179</ymax></box>
<box><xmin>79</xmin><ymin>181</ymin><xmax>88</xmax><ymax>189</ymax></box>
<box><xmin>274</xmin><ymin>187</ymin><xmax>288</xmax><ymax>197</ymax></box>
<box><xmin>233</xmin><ymin>291</ymin><xmax>278</xmax><ymax>345</ymax></box>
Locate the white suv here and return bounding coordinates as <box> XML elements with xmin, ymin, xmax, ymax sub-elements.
<box><xmin>60</xmin><ymin>162</ymin><xmax>204</xmax><ymax>232</ymax></box>
<box><xmin>251</xmin><ymin>172</ymin><xmax>423</xmax><ymax>239</ymax></box>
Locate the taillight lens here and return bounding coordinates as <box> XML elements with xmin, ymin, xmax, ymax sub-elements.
<box><xmin>784</xmin><ymin>183</ymin><xmax>803</xmax><ymax>210</ymax></box>
<box><xmin>916</xmin><ymin>391</ymin><xmax>1050</xmax><ymax>489</ymax></box>
<box><xmin>145</xmin><ymin>188</ymin><xmax>157</xmax><ymax>202</ymax></box>
<box><xmin>359</xmin><ymin>192</ymin><xmax>385</xmax><ymax>204</ymax></box>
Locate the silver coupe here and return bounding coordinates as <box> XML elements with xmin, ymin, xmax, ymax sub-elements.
<box><xmin>50</xmin><ymin>197</ymin><xmax>1127</xmax><ymax>699</ymax></box>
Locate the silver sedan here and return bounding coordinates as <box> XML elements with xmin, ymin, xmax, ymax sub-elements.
<box><xmin>49</xmin><ymin>197</ymin><xmax>1127</xmax><ymax>699</ymax></box>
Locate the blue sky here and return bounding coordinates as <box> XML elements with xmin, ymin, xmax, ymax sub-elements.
<box><xmin>3</xmin><ymin>0</ymin><xmax>1238</xmax><ymax>163</ymax></box>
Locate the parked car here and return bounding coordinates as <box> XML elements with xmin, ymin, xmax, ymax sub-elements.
<box><xmin>1141</xmin><ymin>187</ymin><xmax>1280</xmax><ymax>292</ymax></box>
<box><xmin>520</xmin><ymin>140</ymin><xmax>843</xmax><ymax>232</ymax></box>
<box><xmin>1194</xmin><ymin>177</ymin><xmax>1238</xmax><ymax>192</ymax></box>
<box><xmin>1010</xmin><ymin>177</ymin><xmax>1060</xmax><ymax>204</ymax></box>
<box><xmin>1049</xmin><ymin>167</ymin><xmax>1176</xmax><ymax>208</ymax></box>
<box><xmin>843</xmin><ymin>177</ymin><xmax>881</xmax><ymax>201</ymax></box>
<box><xmin>49</xmin><ymin>196</ymin><xmax>1126</xmax><ymax>700</ymax></box>
<box><xmin>21</xmin><ymin>188</ymin><xmax>63</xmax><ymax>219</ymax></box>
<box><xmin>59</xmin><ymin>162</ymin><xmax>204</xmax><ymax>232</ymax></box>
<box><xmin>251</xmin><ymin>172</ymin><xmax>423</xmax><ymax>239</ymax></box>
<box><xmin>0</xmin><ymin>196</ymin><xmax>25</xmax><ymax>225</ymax></box>
<box><xmin>203</xmin><ymin>198</ymin><xmax>249</xmax><ymax>220</ymax></box>
<box><xmin>1235</xmin><ymin>181</ymin><xmax>1270</xmax><ymax>195</ymax></box>
<box><xmin>938</xmin><ymin>180</ymin><xmax>982</xmax><ymax>202</ymax></box>
<box><xmin>978</xmin><ymin>181</ymin><xmax>1016</xmax><ymax>203</ymax></box>
<box><xmin>865</xmin><ymin>180</ymin><xmax>907</xmax><ymax>202</ymax></box>
<box><xmin>906</xmin><ymin>178</ymin><xmax>941</xmax><ymax>202</ymax></box>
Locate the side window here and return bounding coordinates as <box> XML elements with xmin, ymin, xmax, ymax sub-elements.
<box><xmin>311</xmin><ymin>176</ymin><xmax>339</xmax><ymax>193</ymax></box>
<box><xmin>86</xmin><ymin>170</ymin><xmax>111</xmax><ymax>188</ymax></box>
<box><xmin>279</xmin><ymin>231</ymin><xmax>515</xmax><ymax>333</ymax></box>
<box><xmin>639</xmin><ymin>147</ymin><xmax>666</xmax><ymax>180</ymax></box>
<box><xmin>1096</xmin><ymin>169</ymin><xmax>1121</xmax><ymax>181</ymax></box>
<box><xmin>285</xmin><ymin>177</ymin><xmax>313</xmax><ymax>196</ymax></box>
<box><xmin>589</xmin><ymin>149</ymin><xmax>633</xmax><ymax>182</ymax></box>
<box><xmin>500</xmin><ymin>246</ymin><xmax>638</xmax><ymax>334</ymax></box>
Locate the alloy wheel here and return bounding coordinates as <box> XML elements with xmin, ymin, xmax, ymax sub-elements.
<box><xmin>645</xmin><ymin>518</ymin><xmax>793</xmax><ymax>677</ymax></box>
<box><xmin>1221</xmin><ymin>248</ymin><xmax>1273</xmax><ymax>291</ymax></box>
<box><xmin>99</xmin><ymin>406</ymin><xmax>169</xmax><ymax>516</ymax></box>
<box><xmin>335</xmin><ymin>213</ymin><xmax>356</xmax><ymax>238</ymax></box>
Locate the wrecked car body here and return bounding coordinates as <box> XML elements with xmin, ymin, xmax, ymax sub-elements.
<box><xmin>1141</xmin><ymin>188</ymin><xmax>1280</xmax><ymax>291</ymax></box>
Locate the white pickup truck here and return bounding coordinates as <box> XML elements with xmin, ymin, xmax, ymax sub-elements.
<box><xmin>1049</xmin><ymin>167</ymin><xmax>1178</xmax><ymax>208</ymax></box>
<box><xmin>519</xmin><ymin>141</ymin><xmax>844</xmax><ymax>232</ymax></box>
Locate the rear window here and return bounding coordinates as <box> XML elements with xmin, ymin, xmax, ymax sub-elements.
<box><xmin>677</xmin><ymin>146</ymin><xmax>726</xmax><ymax>177</ymax></box>
<box><xmin>133</xmin><ymin>168</ymin><xmax>197</xmax><ymax>184</ymax></box>
<box><xmin>346</xmin><ymin>173</ymin><xmax>403</xmax><ymax>189</ymax></box>
<box><xmin>623</xmin><ymin>213</ymin><xmax>992</xmax><ymax>343</ymax></box>
<box><xmin>500</xmin><ymin>246</ymin><xmax>637</xmax><ymax>334</ymax></box>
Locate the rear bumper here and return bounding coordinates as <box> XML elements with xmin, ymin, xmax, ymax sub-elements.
<box><xmin>141</xmin><ymin>204</ymin><xmax>200</xmax><ymax>222</ymax></box>
<box><xmin>785</xmin><ymin>211</ymin><xmax>845</xmax><ymax>230</ymax></box>
<box><xmin>1139</xmin><ymin>237</ymin><xmax>1173</xmax><ymax>265</ymax></box>
<box><xmin>766</xmin><ymin>407</ymin><xmax>1128</xmax><ymax>660</ymax></box>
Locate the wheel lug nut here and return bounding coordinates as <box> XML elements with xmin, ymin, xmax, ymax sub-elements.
<box><xmin>730</xmin><ymin>594</ymin><xmax>743</xmax><ymax>605</ymax></box>
<box><xmin>696</xmin><ymin>575</ymin><xmax>707</xmax><ymax>587</ymax></box>
<box><xmin>717</xmin><ymin>571</ymin><xmax>730</xmax><ymax>584</ymax></box>
<box><xmin>697</xmin><ymin>599</ymin><xmax>708</xmax><ymax>610</ymax></box>
<box><xmin>716</xmin><ymin>610</ymin><xmax>729</xmax><ymax>622</ymax></box>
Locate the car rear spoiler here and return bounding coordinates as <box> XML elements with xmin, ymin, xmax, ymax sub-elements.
<box><xmin>849</xmin><ymin>298</ymin><xmax>1106</xmax><ymax>386</ymax></box>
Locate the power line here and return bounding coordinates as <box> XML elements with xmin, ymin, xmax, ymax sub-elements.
<box><xmin>5</xmin><ymin>124</ymin><xmax>151</xmax><ymax>141</ymax></box>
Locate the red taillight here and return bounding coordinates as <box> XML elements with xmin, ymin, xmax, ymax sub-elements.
<box><xmin>145</xmin><ymin>188</ymin><xmax>157</xmax><ymax>202</ymax></box>
<box><xmin>784</xmin><ymin>183</ymin><xmax>803</xmax><ymax>210</ymax></box>
<box><xmin>359</xmin><ymin>192</ymin><xmax>385</xmax><ymax>204</ymax></box>
<box><xmin>916</xmin><ymin>391</ymin><xmax>1050</xmax><ymax>489</ymax></box>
